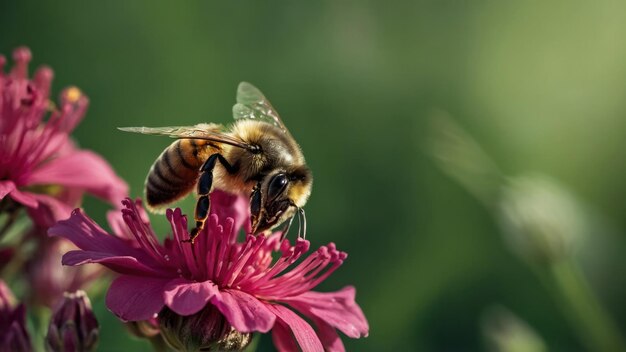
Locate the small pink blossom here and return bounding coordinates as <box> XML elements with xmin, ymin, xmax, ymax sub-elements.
<box><xmin>0</xmin><ymin>47</ymin><xmax>127</xmax><ymax>227</ymax></box>
<box><xmin>50</xmin><ymin>191</ymin><xmax>369</xmax><ymax>351</ymax></box>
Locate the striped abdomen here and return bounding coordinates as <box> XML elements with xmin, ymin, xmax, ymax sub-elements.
<box><xmin>145</xmin><ymin>139</ymin><xmax>217</xmax><ymax>211</ymax></box>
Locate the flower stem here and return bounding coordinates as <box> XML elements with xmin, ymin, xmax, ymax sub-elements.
<box><xmin>0</xmin><ymin>208</ymin><xmax>20</xmax><ymax>242</ymax></box>
<box><xmin>548</xmin><ymin>259</ymin><xmax>625</xmax><ymax>352</ymax></box>
<box><xmin>30</xmin><ymin>305</ymin><xmax>51</xmax><ymax>352</ymax></box>
<box><xmin>0</xmin><ymin>220</ymin><xmax>33</xmax><ymax>282</ymax></box>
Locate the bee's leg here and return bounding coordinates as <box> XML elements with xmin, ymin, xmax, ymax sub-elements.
<box><xmin>249</xmin><ymin>183</ymin><xmax>262</xmax><ymax>233</ymax></box>
<box><xmin>183</xmin><ymin>153</ymin><xmax>237</xmax><ymax>244</ymax></box>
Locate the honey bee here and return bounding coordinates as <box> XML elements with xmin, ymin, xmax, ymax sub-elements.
<box><xmin>120</xmin><ymin>82</ymin><xmax>312</xmax><ymax>243</ymax></box>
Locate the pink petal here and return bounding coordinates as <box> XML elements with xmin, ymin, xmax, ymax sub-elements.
<box><xmin>266</xmin><ymin>304</ymin><xmax>324</xmax><ymax>352</ymax></box>
<box><xmin>211</xmin><ymin>289</ymin><xmax>275</xmax><ymax>333</ymax></box>
<box><xmin>271</xmin><ymin>320</ymin><xmax>299</xmax><ymax>352</ymax></box>
<box><xmin>163</xmin><ymin>279</ymin><xmax>219</xmax><ymax>316</ymax></box>
<box><xmin>26</xmin><ymin>193</ymin><xmax>74</xmax><ymax>227</ymax></box>
<box><xmin>312</xmin><ymin>317</ymin><xmax>345</xmax><ymax>352</ymax></box>
<box><xmin>282</xmin><ymin>286</ymin><xmax>369</xmax><ymax>339</ymax></box>
<box><xmin>26</xmin><ymin>150</ymin><xmax>128</xmax><ymax>205</ymax></box>
<box><xmin>107</xmin><ymin>209</ymin><xmax>128</xmax><ymax>239</ymax></box>
<box><xmin>39</xmin><ymin>132</ymin><xmax>71</xmax><ymax>163</ymax></box>
<box><xmin>62</xmin><ymin>250</ymin><xmax>166</xmax><ymax>276</ymax></box>
<box><xmin>0</xmin><ymin>180</ymin><xmax>15</xmax><ymax>199</ymax></box>
<box><xmin>106</xmin><ymin>276</ymin><xmax>168</xmax><ymax>321</ymax></box>
<box><xmin>8</xmin><ymin>189</ymin><xmax>38</xmax><ymax>208</ymax></box>
<box><xmin>49</xmin><ymin>208</ymin><xmax>144</xmax><ymax>258</ymax></box>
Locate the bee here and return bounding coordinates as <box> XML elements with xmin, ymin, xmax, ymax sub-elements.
<box><xmin>120</xmin><ymin>82</ymin><xmax>312</xmax><ymax>243</ymax></box>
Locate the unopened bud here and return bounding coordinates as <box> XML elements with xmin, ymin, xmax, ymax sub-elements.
<box><xmin>482</xmin><ymin>305</ymin><xmax>546</xmax><ymax>352</ymax></box>
<box><xmin>159</xmin><ymin>304</ymin><xmax>251</xmax><ymax>352</ymax></box>
<box><xmin>46</xmin><ymin>291</ymin><xmax>98</xmax><ymax>352</ymax></box>
<box><xmin>498</xmin><ymin>175</ymin><xmax>585</xmax><ymax>264</ymax></box>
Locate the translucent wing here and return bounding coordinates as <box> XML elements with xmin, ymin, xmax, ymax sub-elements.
<box><xmin>233</xmin><ymin>82</ymin><xmax>289</xmax><ymax>133</ymax></box>
<box><xmin>118</xmin><ymin>124</ymin><xmax>253</xmax><ymax>151</ymax></box>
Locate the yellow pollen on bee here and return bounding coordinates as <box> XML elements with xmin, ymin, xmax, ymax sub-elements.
<box><xmin>65</xmin><ymin>86</ymin><xmax>82</xmax><ymax>103</ymax></box>
<box><xmin>288</xmin><ymin>183</ymin><xmax>310</xmax><ymax>207</ymax></box>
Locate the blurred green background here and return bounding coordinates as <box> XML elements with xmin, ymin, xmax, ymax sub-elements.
<box><xmin>2</xmin><ymin>1</ymin><xmax>626</xmax><ymax>351</ymax></box>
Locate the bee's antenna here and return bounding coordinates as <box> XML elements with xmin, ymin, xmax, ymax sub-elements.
<box><xmin>298</xmin><ymin>207</ymin><xmax>307</xmax><ymax>240</ymax></box>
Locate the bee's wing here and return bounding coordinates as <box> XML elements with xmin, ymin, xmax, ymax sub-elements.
<box><xmin>233</xmin><ymin>82</ymin><xmax>290</xmax><ymax>133</ymax></box>
<box><xmin>118</xmin><ymin>124</ymin><xmax>253</xmax><ymax>150</ymax></box>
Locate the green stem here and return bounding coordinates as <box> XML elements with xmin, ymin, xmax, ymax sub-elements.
<box><xmin>0</xmin><ymin>209</ymin><xmax>19</xmax><ymax>241</ymax></box>
<box><xmin>1</xmin><ymin>222</ymin><xmax>34</xmax><ymax>282</ymax></box>
<box><xmin>549</xmin><ymin>259</ymin><xmax>625</xmax><ymax>352</ymax></box>
<box><xmin>30</xmin><ymin>305</ymin><xmax>51</xmax><ymax>352</ymax></box>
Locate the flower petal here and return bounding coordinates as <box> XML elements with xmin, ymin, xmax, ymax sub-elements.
<box><xmin>26</xmin><ymin>150</ymin><xmax>128</xmax><ymax>205</ymax></box>
<box><xmin>49</xmin><ymin>208</ymin><xmax>139</xmax><ymax>256</ymax></box>
<box><xmin>26</xmin><ymin>193</ymin><xmax>74</xmax><ymax>226</ymax></box>
<box><xmin>271</xmin><ymin>320</ymin><xmax>299</xmax><ymax>352</ymax></box>
<box><xmin>266</xmin><ymin>304</ymin><xmax>324</xmax><ymax>352</ymax></box>
<box><xmin>163</xmin><ymin>279</ymin><xmax>219</xmax><ymax>316</ymax></box>
<box><xmin>312</xmin><ymin>317</ymin><xmax>345</xmax><ymax>352</ymax></box>
<box><xmin>211</xmin><ymin>289</ymin><xmax>275</xmax><ymax>333</ymax></box>
<box><xmin>8</xmin><ymin>189</ymin><xmax>38</xmax><ymax>208</ymax></box>
<box><xmin>0</xmin><ymin>180</ymin><xmax>15</xmax><ymax>199</ymax></box>
<box><xmin>282</xmin><ymin>286</ymin><xmax>369</xmax><ymax>339</ymax></box>
<box><xmin>62</xmin><ymin>250</ymin><xmax>166</xmax><ymax>276</ymax></box>
<box><xmin>106</xmin><ymin>276</ymin><xmax>168</xmax><ymax>321</ymax></box>
<box><xmin>107</xmin><ymin>209</ymin><xmax>129</xmax><ymax>239</ymax></box>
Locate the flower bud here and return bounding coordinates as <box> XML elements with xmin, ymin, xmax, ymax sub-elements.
<box><xmin>481</xmin><ymin>306</ymin><xmax>546</xmax><ymax>352</ymax></box>
<box><xmin>46</xmin><ymin>290</ymin><xmax>99</xmax><ymax>352</ymax></box>
<box><xmin>0</xmin><ymin>281</ymin><xmax>32</xmax><ymax>351</ymax></box>
<box><xmin>498</xmin><ymin>175</ymin><xmax>585</xmax><ymax>265</ymax></box>
<box><xmin>159</xmin><ymin>304</ymin><xmax>251</xmax><ymax>352</ymax></box>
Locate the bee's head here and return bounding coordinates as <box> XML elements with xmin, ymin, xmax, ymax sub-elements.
<box><xmin>250</xmin><ymin>166</ymin><xmax>312</xmax><ymax>235</ymax></box>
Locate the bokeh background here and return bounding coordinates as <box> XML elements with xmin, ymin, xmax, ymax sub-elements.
<box><xmin>2</xmin><ymin>1</ymin><xmax>626</xmax><ymax>351</ymax></box>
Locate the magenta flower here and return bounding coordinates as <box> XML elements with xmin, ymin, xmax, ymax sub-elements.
<box><xmin>50</xmin><ymin>191</ymin><xmax>369</xmax><ymax>351</ymax></box>
<box><xmin>0</xmin><ymin>47</ymin><xmax>127</xmax><ymax>227</ymax></box>
<box><xmin>0</xmin><ymin>280</ymin><xmax>31</xmax><ymax>351</ymax></box>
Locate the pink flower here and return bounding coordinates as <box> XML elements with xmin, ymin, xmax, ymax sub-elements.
<box><xmin>0</xmin><ymin>47</ymin><xmax>127</xmax><ymax>227</ymax></box>
<box><xmin>50</xmin><ymin>191</ymin><xmax>369</xmax><ymax>351</ymax></box>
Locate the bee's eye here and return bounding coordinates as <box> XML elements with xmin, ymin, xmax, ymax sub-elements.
<box><xmin>267</xmin><ymin>173</ymin><xmax>288</xmax><ymax>201</ymax></box>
